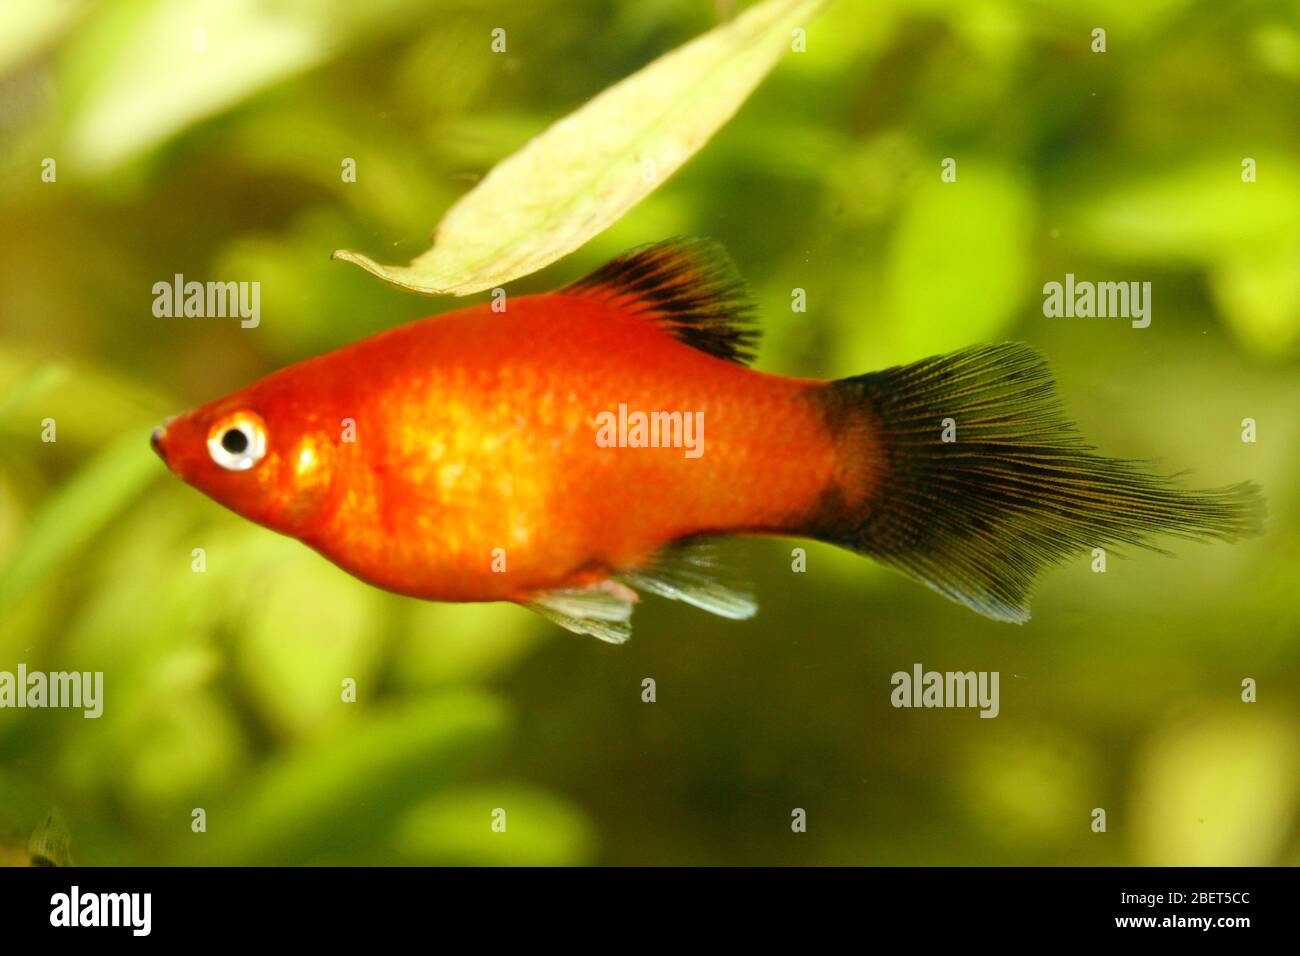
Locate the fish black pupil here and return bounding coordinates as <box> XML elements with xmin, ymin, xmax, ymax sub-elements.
<box><xmin>222</xmin><ymin>428</ymin><xmax>249</xmax><ymax>455</ymax></box>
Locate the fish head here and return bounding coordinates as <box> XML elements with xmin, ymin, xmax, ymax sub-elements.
<box><xmin>151</xmin><ymin>378</ymin><xmax>339</xmax><ymax>535</ymax></box>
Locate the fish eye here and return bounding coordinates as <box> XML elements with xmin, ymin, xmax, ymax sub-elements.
<box><xmin>207</xmin><ymin>411</ymin><xmax>267</xmax><ymax>471</ymax></box>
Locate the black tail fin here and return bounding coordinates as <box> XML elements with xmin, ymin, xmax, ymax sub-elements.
<box><xmin>812</xmin><ymin>343</ymin><xmax>1264</xmax><ymax>623</ymax></box>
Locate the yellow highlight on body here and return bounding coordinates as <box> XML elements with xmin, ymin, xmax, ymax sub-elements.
<box><xmin>296</xmin><ymin>441</ymin><xmax>319</xmax><ymax>476</ymax></box>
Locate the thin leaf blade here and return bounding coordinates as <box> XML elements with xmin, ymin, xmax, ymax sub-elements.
<box><xmin>332</xmin><ymin>0</ymin><xmax>827</xmax><ymax>295</ymax></box>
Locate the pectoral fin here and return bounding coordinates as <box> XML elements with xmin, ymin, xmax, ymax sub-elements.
<box><xmin>526</xmin><ymin>580</ymin><xmax>638</xmax><ymax>644</ymax></box>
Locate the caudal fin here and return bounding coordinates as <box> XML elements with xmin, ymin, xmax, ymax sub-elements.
<box><xmin>811</xmin><ymin>344</ymin><xmax>1264</xmax><ymax>623</ymax></box>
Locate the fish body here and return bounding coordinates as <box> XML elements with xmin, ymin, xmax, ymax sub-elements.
<box><xmin>169</xmin><ymin>294</ymin><xmax>827</xmax><ymax>602</ymax></box>
<box><xmin>153</xmin><ymin>239</ymin><xmax>1262</xmax><ymax>640</ymax></box>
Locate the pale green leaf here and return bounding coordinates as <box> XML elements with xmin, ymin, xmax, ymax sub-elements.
<box><xmin>393</xmin><ymin>785</ymin><xmax>594</xmax><ymax>865</ymax></box>
<box><xmin>60</xmin><ymin>0</ymin><xmax>328</xmax><ymax>173</ymax></box>
<box><xmin>1131</xmin><ymin>711</ymin><xmax>1300</xmax><ymax>866</ymax></box>
<box><xmin>1065</xmin><ymin>155</ymin><xmax>1300</xmax><ymax>264</ymax></box>
<box><xmin>0</xmin><ymin>431</ymin><xmax>159</xmax><ymax>611</ymax></box>
<box><xmin>819</xmin><ymin>161</ymin><xmax>1033</xmax><ymax>397</ymax></box>
<box><xmin>0</xmin><ymin>350</ymin><xmax>173</xmax><ymax>445</ymax></box>
<box><xmin>333</xmin><ymin>0</ymin><xmax>829</xmax><ymax>295</ymax></box>
<box><xmin>391</xmin><ymin>601</ymin><xmax>541</xmax><ymax>690</ymax></box>
<box><xmin>235</xmin><ymin>539</ymin><xmax>388</xmax><ymax>741</ymax></box>
<box><xmin>879</xmin><ymin>163</ymin><xmax>1033</xmax><ymax>364</ymax></box>
<box><xmin>198</xmin><ymin>694</ymin><xmax>507</xmax><ymax>864</ymax></box>
<box><xmin>0</xmin><ymin>361</ymin><xmax>68</xmax><ymax>421</ymax></box>
<box><xmin>1210</xmin><ymin>241</ymin><xmax>1300</xmax><ymax>359</ymax></box>
<box><xmin>0</xmin><ymin>0</ymin><xmax>85</xmax><ymax>76</ymax></box>
<box><xmin>57</xmin><ymin>0</ymin><xmax>429</xmax><ymax>173</ymax></box>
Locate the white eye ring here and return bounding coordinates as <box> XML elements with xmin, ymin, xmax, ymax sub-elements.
<box><xmin>208</xmin><ymin>412</ymin><xmax>267</xmax><ymax>471</ymax></box>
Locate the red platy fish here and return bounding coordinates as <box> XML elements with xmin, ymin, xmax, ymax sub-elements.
<box><xmin>151</xmin><ymin>239</ymin><xmax>1263</xmax><ymax>641</ymax></box>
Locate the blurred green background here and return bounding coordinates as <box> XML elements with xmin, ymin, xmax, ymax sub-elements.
<box><xmin>1</xmin><ymin>0</ymin><xmax>1297</xmax><ymax>866</ymax></box>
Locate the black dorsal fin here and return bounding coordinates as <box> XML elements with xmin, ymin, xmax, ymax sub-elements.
<box><xmin>562</xmin><ymin>237</ymin><xmax>759</xmax><ymax>364</ymax></box>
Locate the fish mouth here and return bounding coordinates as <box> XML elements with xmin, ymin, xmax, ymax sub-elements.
<box><xmin>150</xmin><ymin>418</ymin><xmax>175</xmax><ymax>462</ymax></box>
<box><xmin>149</xmin><ymin>427</ymin><xmax>166</xmax><ymax>459</ymax></box>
